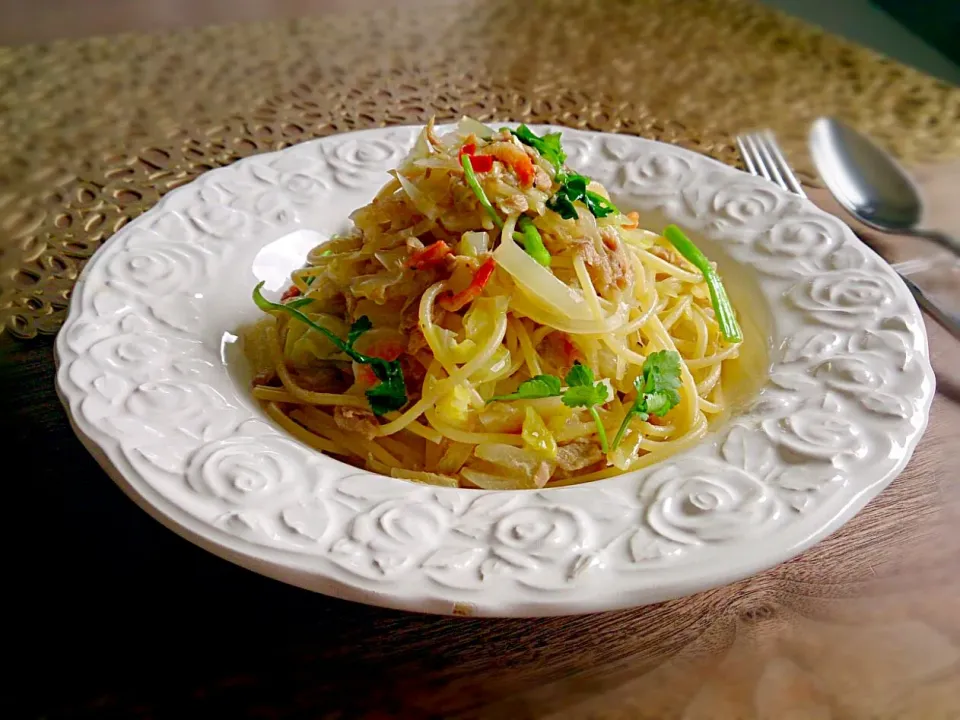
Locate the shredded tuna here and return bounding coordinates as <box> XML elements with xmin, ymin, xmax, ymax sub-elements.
<box><xmin>533</xmin><ymin>166</ymin><xmax>552</xmax><ymax>191</ymax></box>
<box><xmin>649</xmin><ymin>244</ymin><xmax>686</xmax><ymax>268</ymax></box>
<box><xmin>538</xmin><ymin>331</ymin><xmax>584</xmax><ymax>376</ymax></box>
<box><xmin>497</xmin><ymin>193</ymin><xmax>529</xmax><ymax>216</ymax></box>
<box><xmin>289</xmin><ymin>365</ymin><xmax>352</xmax><ymax>393</ymax></box>
<box><xmin>533</xmin><ymin>461</ymin><xmax>553</xmax><ymax>488</ymax></box>
<box><xmin>555</xmin><ymin>438</ymin><xmax>603</xmax><ymax>473</ymax></box>
<box><xmin>252</xmin><ymin>370</ymin><xmax>277</xmax><ymax>386</ymax></box>
<box><xmin>575</xmin><ymin>230</ymin><xmax>633</xmax><ymax>294</ymax></box>
<box><xmin>334</xmin><ymin>406</ymin><xmax>380</xmax><ymax>441</ymax></box>
<box><xmin>401</xmin><ymin>301</ymin><xmax>445</xmax><ymax>355</ymax></box>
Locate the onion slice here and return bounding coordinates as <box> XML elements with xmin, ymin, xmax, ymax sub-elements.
<box><xmin>493</xmin><ymin>215</ymin><xmax>593</xmax><ymax>322</ymax></box>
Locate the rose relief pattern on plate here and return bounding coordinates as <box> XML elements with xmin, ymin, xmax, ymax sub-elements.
<box><xmin>55</xmin><ymin>126</ymin><xmax>935</xmax><ymax>616</ymax></box>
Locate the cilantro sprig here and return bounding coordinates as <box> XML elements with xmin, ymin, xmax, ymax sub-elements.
<box><xmin>487</xmin><ymin>374</ymin><xmax>562</xmax><ymax>403</ymax></box>
<box><xmin>547</xmin><ymin>172</ymin><xmax>619</xmax><ymax>220</ymax></box>
<box><xmin>252</xmin><ymin>282</ymin><xmax>406</xmax><ymax>415</ymax></box>
<box><xmin>487</xmin><ymin>362</ymin><xmax>610</xmax><ymax>452</ymax></box>
<box><xmin>559</xmin><ymin>363</ymin><xmax>610</xmax><ymax>453</ymax></box>
<box><xmin>510</xmin><ymin>124</ymin><xmax>566</xmax><ymax>173</ymax></box>
<box><xmin>611</xmin><ymin>351</ymin><xmax>682</xmax><ymax>450</ymax></box>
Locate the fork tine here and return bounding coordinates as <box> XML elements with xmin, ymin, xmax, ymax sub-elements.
<box><xmin>760</xmin><ymin>130</ymin><xmax>807</xmax><ymax>197</ymax></box>
<box><xmin>742</xmin><ymin>134</ymin><xmax>772</xmax><ymax>181</ymax></box>
<box><xmin>735</xmin><ymin>136</ymin><xmax>759</xmax><ymax>176</ymax></box>
<box><xmin>752</xmin><ymin>134</ymin><xmax>791</xmax><ymax>192</ymax></box>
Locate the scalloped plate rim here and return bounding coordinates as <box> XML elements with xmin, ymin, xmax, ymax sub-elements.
<box><xmin>54</xmin><ymin>123</ymin><xmax>935</xmax><ymax>617</ymax></box>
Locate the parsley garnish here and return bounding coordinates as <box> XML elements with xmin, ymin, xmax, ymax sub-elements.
<box><xmin>560</xmin><ymin>362</ymin><xmax>610</xmax><ymax>452</ymax></box>
<box><xmin>611</xmin><ymin>351</ymin><xmax>682</xmax><ymax>450</ymax></box>
<box><xmin>547</xmin><ymin>172</ymin><xmax>619</xmax><ymax>220</ymax></box>
<box><xmin>510</xmin><ymin>125</ymin><xmax>566</xmax><ymax>172</ymax></box>
<box><xmin>486</xmin><ymin>362</ymin><xmax>610</xmax><ymax>452</ymax></box>
<box><xmin>487</xmin><ymin>374</ymin><xmax>562</xmax><ymax>403</ymax></box>
<box><xmin>252</xmin><ymin>282</ymin><xmax>406</xmax><ymax>415</ymax></box>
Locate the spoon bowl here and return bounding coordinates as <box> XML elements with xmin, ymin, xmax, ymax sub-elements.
<box><xmin>809</xmin><ymin>117</ymin><xmax>959</xmax><ymax>254</ymax></box>
<box><xmin>809</xmin><ymin>117</ymin><xmax>920</xmax><ymax>230</ymax></box>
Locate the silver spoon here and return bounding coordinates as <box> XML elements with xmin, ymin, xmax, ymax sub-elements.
<box><xmin>809</xmin><ymin>117</ymin><xmax>960</xmax><ymax>255</ymax></box>
<box><xmin>810</xmin><ymin>116</ymin><xmax>960</xmax><ymax>339</ymax></box>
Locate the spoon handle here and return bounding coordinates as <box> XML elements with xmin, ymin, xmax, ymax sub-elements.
<box><xmin>899</xmin><ymin>273</ymin><xmax>960</xmax><ymax>341</ymax></box>
<box><xmin>908</xmin><ymin>229</ymin><xmax>960</xmax><ymax>257</ymax></box>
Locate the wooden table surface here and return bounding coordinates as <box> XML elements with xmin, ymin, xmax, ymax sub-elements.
<box><xmin>5</xmin><ymin>319</ymin><xmax>959</xmax><ymax>717</ymax></box>
<box><xmin>3</xmin><ymin>2</ymin><xmax>960</xmax><ymax>718</ymax></box>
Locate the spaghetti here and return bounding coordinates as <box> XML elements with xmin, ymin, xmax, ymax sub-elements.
<box><xmin>242</xmin><ymin>118</ymin><xmax>744</xmax><ymax>489</ymax></box>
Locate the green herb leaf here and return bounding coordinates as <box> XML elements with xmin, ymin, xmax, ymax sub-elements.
<box><xmin>559</xmin><ymin>362</ymin><xmax>609</xmax><ymax>452</ymax></box>
<box><xmin>547</xmin><ymin>174</ymin><xmax>587</xmax><ymax>220</ymax></box>
<box><xmin>347</xmin><ymin>316</ymin><xmax>373</xmax><ymax>347</ymax></box>
<box><xmin>584</xmin><ymin>190</ymin><xmax>618</xmax><ymax>218</ymax></box>
<box><xmin>547</xmin><ymin>173</ymin><xmax>619</xmax><ymax>220</ymax></box>
<box><xmin>612</xmin><ymin>350</ymin><xmax>683</xmax><ymax>450</ymax></box>
<box><xmin>511</xmin><ymin>125</ymin><xmax>567</xmax><ymax>172</ymax></box>
<box><xmin>639</xmin><ymin>349</ymin><xmax>682</xmax><ymax>400</ymax></box>
<box><xmin>561</xmin><ymin>383</ymin><xmax>608</xmax><ymax>408</ymax></box>
<box><xmin>662</xmin><ymin>224</ymin><xmax>742</xmax><ymax>343</ymax></box>
<box><xmin>365</xmin><ymin>362</ymin><xmax>407</xmax><ymax>415</ymax></box>
<box><xmin>487</xmin><ymin>374</ymin><xmax>562</xmax><ymax>403</ymax></box>
<box><xmin>564</xmin><ymin>361</ymin><xmax>594</xmax><ymax>387</ymax></box>
<box><xmin>461</xmin><ymin>154</ymin><xmax>503</xmax><ymax>228</ymax></box>
<box><xmin>643</xmin><ymin>391</ymin><xmax>676</xmax><ymax>417</ymax></box>
<box><xmin>252</xmin><ymin>282</ymin><xmax>406</xmax><ymax>415</ymax></box>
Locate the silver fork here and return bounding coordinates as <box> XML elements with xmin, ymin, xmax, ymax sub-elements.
<box><xmin>736</xmin><ymin>131</ymin><xmax>807</xmax><ymax>198</ymax></box>
<box><xmin>736</xmin><ymin>130</ymin><xmax>960</xmax><ymax>339</ymax></box>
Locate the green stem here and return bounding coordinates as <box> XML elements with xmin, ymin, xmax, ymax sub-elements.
<box><xmin>517</xmin><ymin>216</ymin><xmax>551</xmax><ymax>267</ymax></box>
<box><xmin>253</xmin><ymin>282</ymin><xmax>406</xmax><ymax>414</ymax></box>
<box><xmin>589</xmin><ymin>406</ymin><xmax>610</xmax><ymax>454</ymax></box>
<box><xmin>611</xmin><ymin>408</ymin><xmax>638</xmax><ymax>451</ymax></box>
<box><xmin>662</xmin><ymin>225</ymin><xmax>742</xmax><ymax>343</ymax></box>
<box><xmin>461</xmin><ymin>154</ymin><xmax>503</xmax><ymax>229</ymax></box>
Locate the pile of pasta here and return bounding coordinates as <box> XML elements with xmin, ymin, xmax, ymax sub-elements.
<box><xmin>242</xmin><ymin>117</ymin><xmax>743</xmax><ymax>489</ymax></box>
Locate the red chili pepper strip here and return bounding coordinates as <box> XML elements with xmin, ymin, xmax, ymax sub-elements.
<box><xmin>437</xmin><ymin>257</ymin><xmax>497</xmax><ymax>312</ymax></box>
<box><xmin>406</xmin><ymin>240</ymin><xmax>452</xmax><ymax>270</ymax></box>
<box><xmin>469</xmin><ymin>154</ymin><xmax>494</xmax><ymax>173</ymax></box>
<box><xmin>280</xmin><ymin>285</ymin><xmax>301</xmax><ymax>301</ymax></box>
<box><xmin>458</xmin><ymin>143</ymin><xmax>494</xmax><ymax>173</ymax></box>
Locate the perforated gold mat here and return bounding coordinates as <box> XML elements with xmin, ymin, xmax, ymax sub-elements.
<box><xmin>2</xmin><ymin>0</ymin><xmax>958</xmax><ymax>338</ymax></box>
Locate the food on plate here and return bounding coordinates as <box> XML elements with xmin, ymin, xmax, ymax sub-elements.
<box><xmin>242</xmin><ymin>117</ymin><xmax>744</xmax><ymax>488</ymax></box>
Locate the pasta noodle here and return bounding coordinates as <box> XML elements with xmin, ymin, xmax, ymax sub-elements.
<box><xmin>241</xmin><ymin>117</ymin><xmax>745</xmax><ymax>489</ymax></box>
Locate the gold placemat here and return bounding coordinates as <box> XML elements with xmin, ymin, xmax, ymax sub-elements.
<box><xmin>2</xmin><ymin>0</ymin><xmax>959</xmax><ymax>338</ymax></box>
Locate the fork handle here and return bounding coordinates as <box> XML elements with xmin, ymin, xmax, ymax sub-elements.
<box><xmin>899</xmin><ymin>273</ymin><xmax>960</xmax><ymax>341</ymax></box>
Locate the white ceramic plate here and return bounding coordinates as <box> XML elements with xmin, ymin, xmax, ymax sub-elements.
<box><xmin>56</xmin><ymin>124</ymin><xmax>935</xmax><ymax>617</ymax></box>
